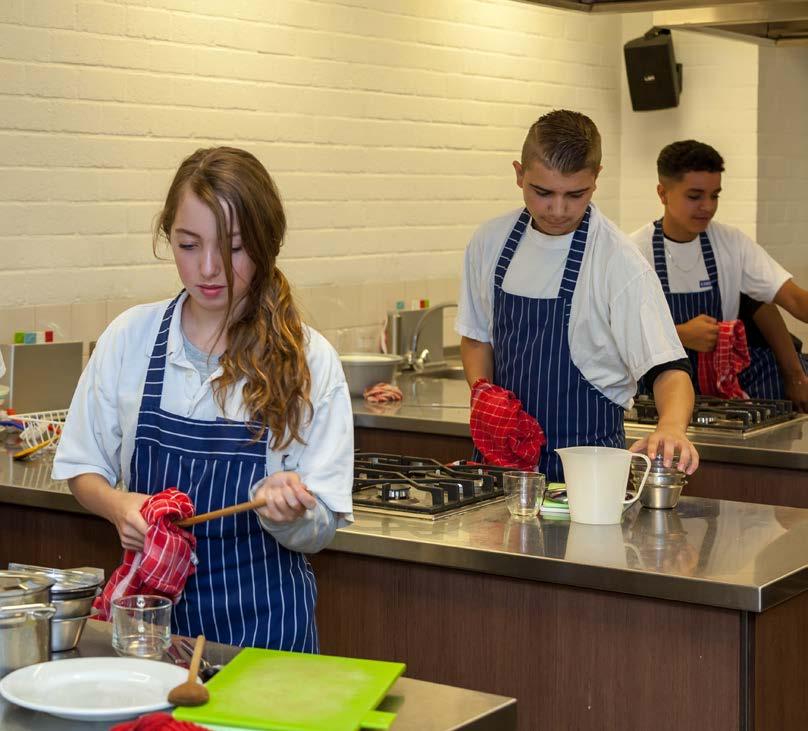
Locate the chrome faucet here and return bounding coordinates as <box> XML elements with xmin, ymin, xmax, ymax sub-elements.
<box><xmin>402</xmin><ymin>301</ymin><xmax>458</xmax><ymax>370</ymax></box>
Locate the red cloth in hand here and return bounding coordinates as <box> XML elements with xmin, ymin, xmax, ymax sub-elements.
<box><xmin>469</xmin><ymin>378</ymin><xmax>546</xmax><ymax>470</ymax></box>
<box><xmin>111</xmin><ymin>712</ymin><xmax>208</xmax><ymax>730</ymax></box>
<box><xmin>93</xmin><ymin>488</ymin><xmax>196</xmax><ymax>621</ymax></box>
<box><xmin>697</xmin><ymin>320</ymin><xmax>751</xmax><ymax>399</ymax></box>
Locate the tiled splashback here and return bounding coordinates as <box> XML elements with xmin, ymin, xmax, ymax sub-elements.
<box><xmin>0</xmin><ymin>277</ymin><xmax>461</xmax><ymax>368</ymax></box>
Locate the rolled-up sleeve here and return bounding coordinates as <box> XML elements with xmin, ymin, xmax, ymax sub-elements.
<box><xmin>455</xmin><ymin>228</ymin><xmax>493</xmax><ymax>343</ymax></box>
<box><xmin>612</xmin><ymin>270</ymin><xmax>687</xmax><ymax>383</ymax></box>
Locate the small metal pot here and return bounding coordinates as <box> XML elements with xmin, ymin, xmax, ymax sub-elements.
<box><xmin>0</xmin><ymin>603</ymin><xmax>56</xmax><ymax>678</ymax></box>
<box><xmin>6</xmin><ymin>565</ymin><xmax>101</xmax><ymax>619</ymax></box>
<box><xmin>51</xmin><ymin>611</ymin><xmax>94</xmax><ymax>653</ymax></box>
<box><xmin>0</xmin><ymin>571</ymin><xmax>54</xmax><ymax>609</ymax></box>
<box><xmin>639</xmin><ymin>482</ymin><xmax>685</xmax><ymax>510</ymax></box>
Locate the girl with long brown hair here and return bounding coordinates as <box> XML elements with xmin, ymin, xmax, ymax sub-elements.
<box><xmin>54</xmin><ymin>147</ymin><xmax>354</xmax><ymax>651</ymax></box>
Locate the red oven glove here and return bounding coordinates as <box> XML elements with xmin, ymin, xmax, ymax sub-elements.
<box><xmin>93</xmin><ymin>488</ymin><xmax>197</xmax><ymax>621</ymax></box>
<box><xmin>697</xmin><ymin>320</ymin><xmax>751</xmax><ymax>399</ymax></box>
<box><xmin>469</xmin><ymin>378</ymin><xmax>546</xmax><ymax>470</ymax></box>
<box><xmin>111</xmin><ymin>712</ymin><xmax>209</xmax><ymax>730</ymax></box>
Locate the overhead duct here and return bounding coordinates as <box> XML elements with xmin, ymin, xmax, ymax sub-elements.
<box><xmin>519</xmin><ymin>1</ymin><xmax>808</xmax><ymax>46</ymax></box>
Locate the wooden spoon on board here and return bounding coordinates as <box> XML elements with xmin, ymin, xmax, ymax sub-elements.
<box><xmin>167</xmin><ymin>634</ymin><xmax>210</xmax><ymax>707</ymax></box>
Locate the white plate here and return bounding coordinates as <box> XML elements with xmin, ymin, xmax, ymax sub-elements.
<box><xmin>0</xmin><ymin>657</ymin><xmax>189</xmax><ymax>721</ymax></box>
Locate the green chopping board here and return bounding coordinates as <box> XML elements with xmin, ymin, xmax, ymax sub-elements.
<box><xmin>173</xmin><ymin>647</ymin><xmax>405</xmax><ymax>731</ymax></box>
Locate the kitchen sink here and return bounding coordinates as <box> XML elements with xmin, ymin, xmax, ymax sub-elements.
<box><xmin>415</xmin><ymin>364</ymin><xmax>467</xmax><ymax>380</ymax></box>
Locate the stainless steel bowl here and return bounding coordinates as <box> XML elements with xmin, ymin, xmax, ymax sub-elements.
<box><xmin>52</xmin><ymin>589</ymin><xmax>98</xmax><ymax>620</ymax></box>
<box><xmin>638</xmin><ymin>482</ymin><xmax>685</xmax><ymax>510</ymax></box>
<box><xmin>339</xmin><ymin>353</ymin><xmax>402</xmax><ymax>397</ymax></box>
<box><xmin>51</xmin><ymin>611</ymin><xmax>94</xmax><ymax>653</ymax></box>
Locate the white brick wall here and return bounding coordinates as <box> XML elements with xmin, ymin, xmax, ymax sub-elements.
<box><xmin>0</xmin><ymin>0</ymin><xmax>622</xmax><ymax>350</ymax></box>
<box><xmin>757</xmin><ymin>45</ymin><xmax>808</xmax><ymax>345</ymax></box>
<box><xmin>618</xmin><ymin>16</ymin><xmax>759</xmax><ymax>238</ymax></box>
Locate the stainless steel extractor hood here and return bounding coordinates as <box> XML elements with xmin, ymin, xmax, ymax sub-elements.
<box><xmin>520</xmin><ymin>0</ymin><xmax>808</xmax><ymax>46</ymax></box>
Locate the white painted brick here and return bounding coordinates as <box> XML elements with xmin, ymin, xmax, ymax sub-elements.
<box><xmin>0</xmin><ymin>24</ymin><xmax>51</xmax><ymax>62</ymax></box>
<box><xmin>25</xmin><ymin>63</ymin><xmax>79</xmax><ymax>98</ymax></box>
<box><xmin>0</xmin><ymin>0</ymin><xmax>25</xmax><ymax>24</ymax></box>
<box><xmin>77</xmin><ymin>2</ymin><xmax>127</xmax><ymax>35</ymax></box>
<box><xmin>78</xmin><ymin>67</ymin><xmax>128</xmax><ymax>102</ymax></box>
<box><xmin>24</xmin><ymin>0</ymin><xmax>76</xmax><ymax>30</ymax></box>
<box><xmin>0</xmin><ymin>61</ymin><xmax>26</xmax><ymax>94</ymax></box>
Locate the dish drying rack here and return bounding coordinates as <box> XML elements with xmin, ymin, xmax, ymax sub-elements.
<box><xmin>3</xmin><ymin>409</ymin><xmax>68</xmax><ymax>453</ymax></box>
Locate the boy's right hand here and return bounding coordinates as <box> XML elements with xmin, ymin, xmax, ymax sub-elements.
<box><xmin>112</xmin><ymin>492</ymin><xmax>149</xmax><ymax>552</ymax></box>
<box><xmin>677</xmin><ymin>315</ymin><xmax>719</xmax><ymax>352</ymax></box>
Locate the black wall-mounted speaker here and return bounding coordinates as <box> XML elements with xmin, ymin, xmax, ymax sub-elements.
<box><xmin>624</xmin><ymin>29</ymin><xmax>683</xmax><ymax>112</ymax></box>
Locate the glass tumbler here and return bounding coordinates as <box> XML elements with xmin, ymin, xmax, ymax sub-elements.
<box><xmin>504</xmin><ymin>471</ymin><xmax>546</xmax><ymax>519</ymax></box>
<box><xmin>111</xmin><ymin>595</ymin><xmax>172</xmax><ymax>659</ymax></box>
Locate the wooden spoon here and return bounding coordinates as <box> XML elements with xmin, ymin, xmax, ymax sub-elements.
<box><xmin>175</xmin><ymin>497</ymin><xmax>266</xmax><ymax>528</ymax></box>
<box><xmin>167</xmin><ymin>634</ymin><xmax>210</xmax><ymax>707</ymax></box>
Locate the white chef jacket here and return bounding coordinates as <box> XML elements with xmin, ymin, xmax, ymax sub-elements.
<box><xmin>630</xmin><ymin>220</ymin><xmax>792</xmax><ymax>321</ymax></box>
<box><xmin>0</xmin><ymin>351</ymin><xmax>5</xmax><ymax>380</ymax></box>
<box><xmin>455</xmin><ymin>204</ymin><xmax>686</xmax><ymax>409</ymax></box>
<box><xmin>53</xmin><ymin>292</ymin><xmax>354</xmax><ymax>547</ymax></box>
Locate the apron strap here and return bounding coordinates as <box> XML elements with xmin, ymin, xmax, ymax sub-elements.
<box><xmin>494</xmin><ymin>208</ymin><xmax>531</xmax><ymax>290</ymax></box>
<box><xmin>651</xmin><ymin>220</ymin><xmax>671</xmax><ymax>294</ymax></box>
<box><xmin>652</xmin><ymin>219</ymin><xmax>723</xmax><ymax>310</ymax></box>
<box><xmin>557</xmin><ymin>205</ymin><xmax>591</xmax><ymax>302</ymax></box>
<box><xmin>141</xmin><ymin>293</ymin><xmax>183</xmax><ymax>408</ymax></box>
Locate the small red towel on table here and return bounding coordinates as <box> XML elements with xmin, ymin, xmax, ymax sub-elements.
<box><xmin>93</xmin><ymin>488</ymin><xmax>197</xmax><ymax>621</ymax></box>
<box><xmin>111</xmin><ymin>712</ymin><xmax>208</xmax><ymax>730</ymax></box>
<box><xmin>469</xmin><ymin>378</ymin><xmax>546</xmax><ymax>470</ymax></box>
<box><xmin>697</xmin><ymin>320</ymin><xmax>751</xmax><ymax>399</ymax></box>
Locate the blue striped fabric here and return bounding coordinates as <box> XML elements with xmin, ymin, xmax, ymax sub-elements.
<box><xmin>646</xmin><ymin>219</ymin><xmax>789</xmax><ymax>400</ymax></box>
<box><xmin>475</xmin><ymin>206</ymin><xmax>624</xmax><ymax>483</ymax></box>
<box><xmin>129</xmin><ymin>294</ymin><xmax>318</xmax><ymax>652</ymax></box>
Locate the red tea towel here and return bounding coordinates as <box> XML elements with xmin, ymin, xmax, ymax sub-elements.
<box><xmin>697</xmin><ymin>320</ymin><xmax>751</xmax><ymax>399</ymax></box>
<box><xmin>93</xmin><ymin>488</ymin><xmax>197</xmax><ymax>621</ymax></box>
<box><xmin>111</xmin><ymin>712</ymin><xmax>208</xmax><ymax>730</ymax></box>
<box><xmin>469</xmin><ymin>378</ymin><xmax>546</xmax><ymax>470</ymax></box>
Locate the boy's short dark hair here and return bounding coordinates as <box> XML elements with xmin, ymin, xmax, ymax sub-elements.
<box><xmin>521</xmin><ymin>110</ymin><xmax>601</xmax><ymax>174</ymax></box>
<box><xmin>657</xmin><ymin>140</ymin><xmax>725</xmax><ymax>181</ymax></box>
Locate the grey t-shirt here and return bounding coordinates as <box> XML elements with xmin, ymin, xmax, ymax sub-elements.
<box><xmin>182</xmin><ymin>331</ymin><xmax>221</xmax><ymax>382</ymax></box>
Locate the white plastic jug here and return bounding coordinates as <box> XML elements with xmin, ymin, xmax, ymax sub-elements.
<box><xmin>555</xmin><ymin>446</ymin><xmax>652</xmax><ymax>525</ymax></box>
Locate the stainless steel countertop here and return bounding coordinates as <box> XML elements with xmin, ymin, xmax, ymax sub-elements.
<box><xmin>332</xmin><ymin>496</ymin><xmax>808</xmax><ymax>613</ymax></box>
<box><xmin>353</xmin><ymin>372</ymin><xmax>808</xmax><ymax>469</ymax></box>
<box><xmin>4</xmin><ymin>452</ymin><xmax>808</xmax><ymax>614</ymax></box>
<box><xmin>0</xmin><ymin>621</ymin><xmax>516</xmax><ymax>730</ymax></box>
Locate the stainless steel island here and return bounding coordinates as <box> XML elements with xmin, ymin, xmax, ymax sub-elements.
<box><xmin>3</xmin><ymin>454</ymin><xmax>808</xmax><ymax>729</ymax></box>
<box><xmin>0</xmin><ymin>621</ymin><xmax>516</xmax><ymax>730</ymax></box>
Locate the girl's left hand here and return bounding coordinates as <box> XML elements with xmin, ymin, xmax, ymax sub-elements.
<box><xmin>254</xmin><ymin>471</ymin><xmax>317</xmax><ymax>523</ymax></box>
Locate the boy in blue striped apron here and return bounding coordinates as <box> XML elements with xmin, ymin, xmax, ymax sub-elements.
<box><xmin>54</xmin><ymin>147</ymin><xmax>354</xmax><ymax>651</ymax></box>
<box><xmin>456</xmin><ymin>110</ymin><xmax>699</xmax><ymax>483</ymax></box>
<box><xmin>630</xmin><ymin>140</ymin><xmax>808</xmax><ymax>409</ymax></box>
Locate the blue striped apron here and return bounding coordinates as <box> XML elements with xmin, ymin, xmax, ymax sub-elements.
<box><xmin>129</xmin><ymin>294</ymin><xmax>318</xmax><ymax>652</ymax></box>
<box><xmin>648</xmin><ymin>219</ymin><xmax>788</xmax><ymax>399</ymax></box>
<box><xmin>474</xmin><ymin>207</ymin><xmax>625</xmax><ymax>483</ymax></box>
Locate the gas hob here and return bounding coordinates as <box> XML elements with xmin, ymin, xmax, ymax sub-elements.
<box><xmin>626</xmin><ymin>395</ymin><xmax>801</xmax><ymax>437</ymax></box>
<box><xmin>352</xmin><ymin>452</ymin><xmax>509</xmax><ymax>520</ymax></box>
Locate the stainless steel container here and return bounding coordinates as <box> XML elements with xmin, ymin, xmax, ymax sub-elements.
<box><xmin>51</xmin><ymin>611</ymin><xmax>93</xmax><ymax>653</ymax></box>
<box><xmin>0</xmin><ymin>571</ymin><xmax>53</xmax><ymax>609</ymax></box>
<box><xmin>339</xmin><ymin>353</ymin><xmax>402</xmax><ymax>397</ymax></box>
<box><xmin>630</xmin><ymin>455</ymin><xmax>687</xmax><ymax>510</ymax></box>
<box><xmin>0</xmin><ymin>341</ymin><xmax>83</xmax><ymax>412</ymax></box>
<box><xmin>0</xmin><ymin>603</ymin><xmax>56</xmax><ymax>677</ymax></box>
<box><xmin>7</xmin><ymin>564</ymin><xmax>101</xmax><ymax>619</ymax></box>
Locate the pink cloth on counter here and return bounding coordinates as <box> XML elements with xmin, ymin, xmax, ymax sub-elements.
<box><xmin>363</xmin><ymin>382</ymin><xmax>403</xmax><ymax>403</ymax></box>
<box><xmin>93</xmin><ymin>488</ymin><xmax>197</xmax><ymax>621</ymax></box>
